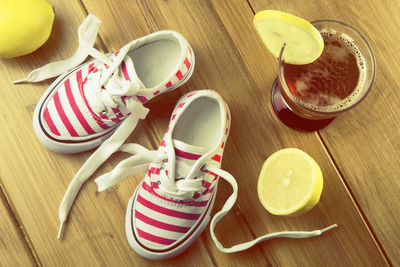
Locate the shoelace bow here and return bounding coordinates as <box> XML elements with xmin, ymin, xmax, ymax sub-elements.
<box><xmin>12</xmin><ymin>14</ymin><xmax>153</xmax><ymax>239</ymax></box>
<box><xmin>15</xmin><ymin>14</ymin><xmax>337</xmax><ymax>251</ymax></box>
<box><xmin>91</xmin><ymin>146</ymin><xmax>337</xmax><ymax>253</ymax></box>
<box><xmin>15</xmin><ymin>14</ymin><xmax>146</xmax><ymax>115</ymax></box>
<box><xmin>84</xmin><ymin>53</ymin><xmax>145</xmax><ymax>114</ymax></box>
<box><xmin>95</xmin><ymin>147</ymin><xmax>204</xmax><ymax>198</ymax></box>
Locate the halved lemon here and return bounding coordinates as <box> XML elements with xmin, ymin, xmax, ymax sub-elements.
<box><xmin>253</xmin><ymin>10</ymin><xmax>324</xmax><ymax>64</ymax></box>
<box><xmin>257</xmin><ymin>148</ymin><xmax>323</xmax><ymax>215</ymax></box>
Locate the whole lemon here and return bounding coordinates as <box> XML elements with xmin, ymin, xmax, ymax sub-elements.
<box><xmin>0</xmin><ymin>0</ymin><xmax>55</xmax><ymax>58</ymax></box>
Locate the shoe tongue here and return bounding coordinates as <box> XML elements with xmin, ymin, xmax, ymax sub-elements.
<box><xmin>173</xmin><ymin>139</ymin><xmax>208</xmax><ymax>158</ymax></box>
<box><xmin>172</xmin><ymin>139</ymin><xmax>208</xmax><ymax>178</ymax></box>
<box><xmin>118</xmin><ymin>55</ymin><xmax>145</xmax><ymax>88</ymax></box>
<box><xmin>84</xmin><ymin>55</ymin><xmax>145</xmax><ymax>116</ymax></box>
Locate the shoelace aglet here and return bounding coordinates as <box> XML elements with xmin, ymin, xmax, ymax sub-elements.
<box><xmin>320</xmin><ymin>224</ymin><xmax>338</xmax><ymax>234</ymax></box>
<box><xmin>12</xmin><ymin>78</ymin><xmax>27</xmax><ymax>84</ymax></box>
<box><xmin>57</xmin><ymin>222</ymin><xmax>65</xmax><ymax>240</ymax></box>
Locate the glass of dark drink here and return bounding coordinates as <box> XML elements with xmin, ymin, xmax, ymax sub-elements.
<box><xmin>271</xmin><ymin>20</ymin><xmax>375</xmax><ymax>131</ymax></box>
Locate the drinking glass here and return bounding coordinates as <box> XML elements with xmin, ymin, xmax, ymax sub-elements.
<box><xmin>271</xmin><ymin>20</ymin><xmax>375</xmax><ymax>131</ymax></box>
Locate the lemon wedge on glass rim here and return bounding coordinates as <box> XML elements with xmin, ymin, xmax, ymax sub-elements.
<box><xmin>253</xmin><ymin>10</ymin><xmax>324</xmax><ymax>64</ymax></box>
<box><xmin>257</xmin><ymin>148</ymin><xmax>323</xmax><ymax>216</ymax></box>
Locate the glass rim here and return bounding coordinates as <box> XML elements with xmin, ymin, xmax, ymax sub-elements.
<box><xmin>277</xmin><ymin>19</ymin><xmax>376</xmax><ymax>116</ymax></box>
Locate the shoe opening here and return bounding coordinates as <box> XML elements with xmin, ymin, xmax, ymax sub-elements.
<box><xmin>128</xmin><ymin>37</ymin><xmax>182</xmax><ymax>88</ymax></box>
<box><xmin>173</xmin><ymin>97</ymin><xmax>221</xmax><ymax>151</ymax></box>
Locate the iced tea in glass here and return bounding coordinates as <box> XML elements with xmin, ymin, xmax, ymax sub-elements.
<box><xmin>271</xmin><ymin>20</ymin><xmax>375</xmax><ymax>131</ymax></box>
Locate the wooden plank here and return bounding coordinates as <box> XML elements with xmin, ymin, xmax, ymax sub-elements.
<box><xmin>0</xmin><ymin>0</ymin><xmax>391</xmax><ymax>266</ymax></box>
<box><xmin>317</xmin><ymin>1</ymin><xmax>400</xmax><ymax>263</ymax></box>
<box><xmin>0</xmin><ymin>187</ymin><xmax>36</xmax><ymax>266</ymax></box>
<box><xmin>79</xmin><ymin>0</ymin><xmax>269</xmax><ymax>265</ymax></box>
<box><xmin>203</xmin><ymin>0</ymin><xmax>388</xmax><ymax>265</ymax></box>
<box><xmin>0</xmin><ymin>0</ymin><xmax>215</xmax><ymax>266</ymax></box>
<box><xmin>80</xmin><ymin>0</ymin><xmax>388</xmax><ymax>265</ymax></box>
<box><xmin>249</xmin><ymin>0</ymin><xmax>400</xmax><ymax>264</ymax></box>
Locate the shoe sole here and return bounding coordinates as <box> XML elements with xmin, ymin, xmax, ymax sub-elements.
<box><xmin>32</xmin><ymin>49</ymin><xmax>195</xmax><ymax>154</ymax></box>
<box><xmin>126</xmin><ymin>90</ymin><xmax>230</xmax><ymax>259</ymax></box>
<box><xmin>125</xmin><ymin>181</ymin><xmax>218</xmax><ymax>260</ymax></box>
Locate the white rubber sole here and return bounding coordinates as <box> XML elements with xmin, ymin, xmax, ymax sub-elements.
<box><xmin>125</xmin><ymin>181</ymin><xmax>217</xmax><ymax>260</ymax></box>
<box><xmin>32</xmin><ymin>49</ymin><xmax>195</xmax><ymax>154</ymax></box>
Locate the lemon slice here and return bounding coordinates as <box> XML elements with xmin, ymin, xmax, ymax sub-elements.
<box><xmin>253</xmin><ymin>10</ymin><xmax>324</xmax><ymax>64</ymax></box>
<box><xmin>257</xmin><ymin>148</ymin><xmax>323</xmax><ymax>215</ymax></box>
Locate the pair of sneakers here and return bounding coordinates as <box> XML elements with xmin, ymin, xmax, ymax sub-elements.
<box><xmin>17</xmin><ymin>14</ymin><xmax>335</xmax><ymax>260</ymax></box>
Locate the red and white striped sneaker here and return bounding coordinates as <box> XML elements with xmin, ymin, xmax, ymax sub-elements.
<box><xmin>92</xmin><ymin>90</ymin><xmax>336</xmax><ymax>259</ymax></box>
<box><xmin>57</xmin><ymin>90</ymin><xmax>337</xmax><ymax>257</ymax></box>
<box><xmin>15</xmin><ymin>14</ymin><xmax>194</xmax><ymax>154</ymax></box>
<box><xmin>95</xmin><ymin>89</ymin><xmax>232</xmax><ymax>259</ymax></box>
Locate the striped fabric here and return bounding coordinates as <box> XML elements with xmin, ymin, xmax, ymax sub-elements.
<box><xmin>134</xmin><ymin>152</ymin><xmax>220</xmax><ymax>248</ymax></box>
<box><xmin>40</xmin><ymin>36</ymin><xmax>193</xmax><ymax>142</ymax></box>
<box><xmin>43</xmin><ymin>60</ymin><xmax>132</xmax><ymax>138</ymax></box>
<box><xmin>130</xmin><ymin>90</ymin><xmax>230</xmax><ymax>250</ymax></box>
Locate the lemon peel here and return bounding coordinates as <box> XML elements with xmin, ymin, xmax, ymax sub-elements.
<box><xmin>0</xmin><ymin>0</ymin><xmax>55</xmax><ymax>58</ymax></box>
<box><xmin>253</xmin><ymin>10</ymin><xmax>324</xmax><ymax>64</ymax></box>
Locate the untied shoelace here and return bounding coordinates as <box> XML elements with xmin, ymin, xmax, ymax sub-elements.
<box><xmin>92</xmin><ymin>144</ymin><xmax>337</xmax><ymax>253</ymax></box>
<box><xmin>15</xmin><ymin>14</ymin><xmax>337</xmax><ymax>250</ymax></box>
<box><xmin>13</xmin><ymin>14</ymin><xmax>153</xmax><ymax>239</ymax></box>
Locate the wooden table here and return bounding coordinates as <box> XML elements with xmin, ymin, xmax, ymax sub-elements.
<box><xmin>1</xmin><ymin>0</ymin><xmax>398</xmax><ymax>266</ymax></box>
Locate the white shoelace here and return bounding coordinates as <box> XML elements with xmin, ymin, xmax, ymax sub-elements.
<box><xmin>93</xmin><ymin>147</ymin><xmax>337</xmax><ymax>253</ymax></box>
<box><xmin>11</xmin><ymin>14</ymin><xmax>153</xmax><ymax>239</ymax></box>
<box><xmin>14</xmin><ymin>14</ymin><xmax>146</xmax><ymax>114</ymax></box>
<box><xmin>57</xmin><ymin>107</ymin><xmax>148</xmax><ymax>239</ymax></box>
<box><xmin>16</xmin><ymin>14</ymin><xmax>337</xmax><ymax>248</ymax></box>
<box><xmin>95</xmin><ymin>148</ymin><xmax>203</xmax><ymax>199</ymax></box>
<box><xmin>14</xmin><ymin>14</ymin><xmax>109</xmax><ymax>84</ymax></box>
<box><xmin>51</xmin><ymin>14</ymin><xmax>151</xmax><ymax>237</ymax></box>
<box><xmin>206</xmin><ymin>165</ymin><xmax>337</xmax><ymax>253</ymax></box>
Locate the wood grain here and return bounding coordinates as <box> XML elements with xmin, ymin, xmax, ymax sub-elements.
<box><xmin>0</xmin><ymin>0</ymin><xmax>396</xmax><ymax>265</ymax></box>
<box><xmin>81</xmin><ymin>0</ymin><xmax>387</xmax><ymax>265</ymax></box>
<box><xmin>248</xmin><ymin>0</ymin><xmax>400</xmax><ymax>263</ymax></box>
<box><xmin>0</xmin><ymin>187</ymin><xmax>36</xmax><ymax>266</ymax></box>
<box><xmin>0</xmin><ymin>1</ymin><xmax>211</xmax><ymax>266</ymax></box>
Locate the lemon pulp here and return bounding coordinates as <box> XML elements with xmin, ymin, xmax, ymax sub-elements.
<box><xmin>253</xmin><ymin>10</ymin><xmax>324</xmax><ymax>65</ymax></box>
<box><xmin>257</xmin><ymin>148</ymin><xmax>323</xmax><ymax>215</ymax></box>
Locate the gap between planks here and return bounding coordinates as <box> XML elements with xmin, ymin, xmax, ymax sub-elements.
<box><xmin>0</xmin><ymin>2</ymin><xmax>94</xmax><ymax>266</ymax></box>
<box><xmin>234</xmin><ymin>0</ymin><xmax>391</xmax><ymax>263</ymax></box>
<box><xmin>38</xmin><ymin>0</ymin><xmax>388</xmax><ymax>265</ymax></box>
<box><xmin>315</xmin><ymin>131</ymin><xmax>392</xmax><ymax>266</ymax></box>
<box><xmin>0</xmin><ymin>182</ymin><xmax>41</xmax><ymax>267</ymax></box>
<box><xmin>76</xmin><ymin>0</ymin><xmax>220</xmax><ymax>265</ymax></box>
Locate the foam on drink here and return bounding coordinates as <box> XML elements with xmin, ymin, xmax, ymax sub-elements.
<box><xmin>282</xmin><ymin>29</ymin><xmax>367</xmax><ymax>112</ymax></box>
